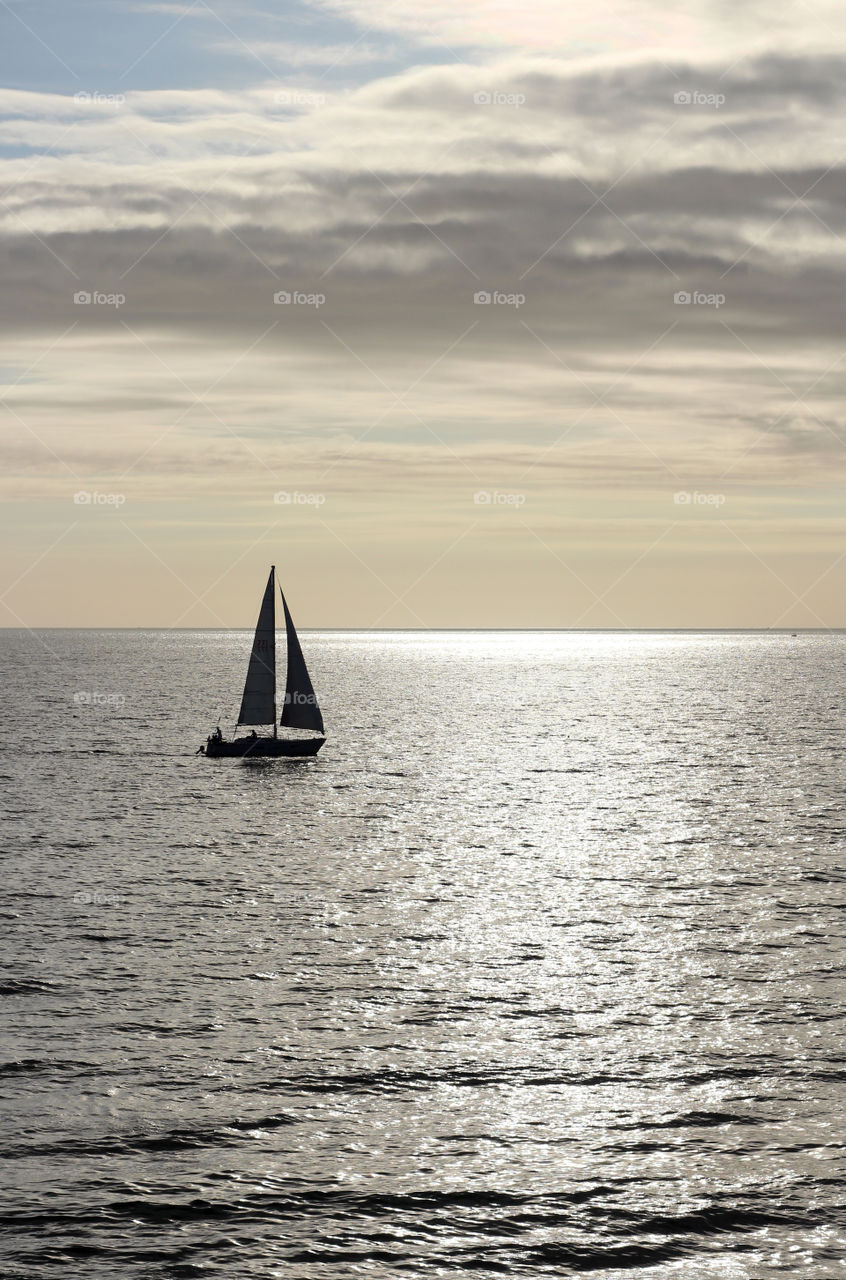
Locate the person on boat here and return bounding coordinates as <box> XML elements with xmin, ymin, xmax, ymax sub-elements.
<box><xmin>250</xmin><ymin>730</ymin><xmax>257</xmax><ymax>739</ymax></box>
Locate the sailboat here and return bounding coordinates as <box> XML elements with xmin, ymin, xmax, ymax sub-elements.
<box><xmin>200</xmin><ymin>566</ymin><xmax>325</xmax><ymax>758</ymax></box>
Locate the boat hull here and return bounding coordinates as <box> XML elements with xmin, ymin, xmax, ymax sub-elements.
<box><xmin>202</xmin><ymin>736</ymin><xmax>325</xmax><ymax>758</ymax></box>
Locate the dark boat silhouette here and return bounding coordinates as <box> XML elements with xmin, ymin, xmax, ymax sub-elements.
<box><xmin>200</xmin><ymin>565</ymin><xmax>325</xmax><ymax>758</ymax></box>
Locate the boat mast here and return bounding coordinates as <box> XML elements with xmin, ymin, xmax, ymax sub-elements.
<box><xmin>271</xmin><ymin>564</ymin><xmax>278</xmax><ymax>739</ymax></box>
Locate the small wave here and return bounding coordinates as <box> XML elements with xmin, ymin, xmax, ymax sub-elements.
<box><xmin>5</xmin><ymin>1185</ymin><xmax>816</xmax><ymax>1255</ymax></box>
<box><xmin>1</xmin><ymin>1113</ymin><xmax>298</xmax><ymax>1161</ymax></box>
<box><xmin>3</xmin><ymin>1184</ymin><xmax>618</xmax><ymax>1231</ymax></box>
<box><xmin>0</xmin><ymin>978</ymin><xmax>61</xmax><ymax>996</ymax></box>
<box><xmin>633</xmin><ymin>1110</ymin><xmax>764</xmax><ymax>1130</ymax></box>
<box><xmin>78</xmin><ymin>934</ymin><xmax>132</xmax><ymax>944</ymax></box>
<box><xmin>0</xmin><ymin>1057</ymin><xmax>86</xmax><ymax>1077</ymax></box>
<box><xmin>528</xmin><ymin>767</ymin><xmax>592</xmax><ymax>773</ymax></box>
<box><xmin>250</xmin><ymin>1065</ymin><xmax>627</xmax><ymax>1094</ymax></box>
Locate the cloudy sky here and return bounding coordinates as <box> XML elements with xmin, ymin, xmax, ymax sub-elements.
<box><xmin>2</xmin><ymin>0</ymin><xmax>846</xmax><ymax>626</ymax></box>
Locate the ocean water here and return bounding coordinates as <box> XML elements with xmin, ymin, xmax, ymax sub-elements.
<box><xmin>2</xmin><ymin>629</ymin><xmax>845</xmax><ymax>1279</ymax></box>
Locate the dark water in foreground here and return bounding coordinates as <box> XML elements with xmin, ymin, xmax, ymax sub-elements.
<box><xmin>2</xmin><ymin>630</ymin><xmax>845</xmax><ymax>1279</ymax></box>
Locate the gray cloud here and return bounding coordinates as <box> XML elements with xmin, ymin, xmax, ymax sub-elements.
<box><xmin>2</xmin><ymin>49</ymin><xmax>846</xmax><ymax>495</ymax></box>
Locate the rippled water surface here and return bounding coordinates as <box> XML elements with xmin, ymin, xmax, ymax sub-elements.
<box><xmin>2</xmin><ymin>629</ymin><xmax>845</xmax><ymax>1278</ymax></box>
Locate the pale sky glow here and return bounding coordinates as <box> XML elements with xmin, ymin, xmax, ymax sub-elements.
<box><xmin>2</xmin><ymin>0</ymin><xmax>846</xmax><ymax>627</ymax></box>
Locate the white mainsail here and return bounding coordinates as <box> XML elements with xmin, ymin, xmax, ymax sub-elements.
<box><xmin>237</xmin><ymin>567</ymin><xmax>276</xmax><ymax>725</ymax></box>
<box><xmin>279</xmin><ymin>590</ymin><xmax>325</xmax><ymax>734</ymax></box>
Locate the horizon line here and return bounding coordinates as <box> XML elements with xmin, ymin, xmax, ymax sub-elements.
<box><xmin>1</xmin><ymin>626</ymin><xmax>842</xmax><ymax>634</ymax></box>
